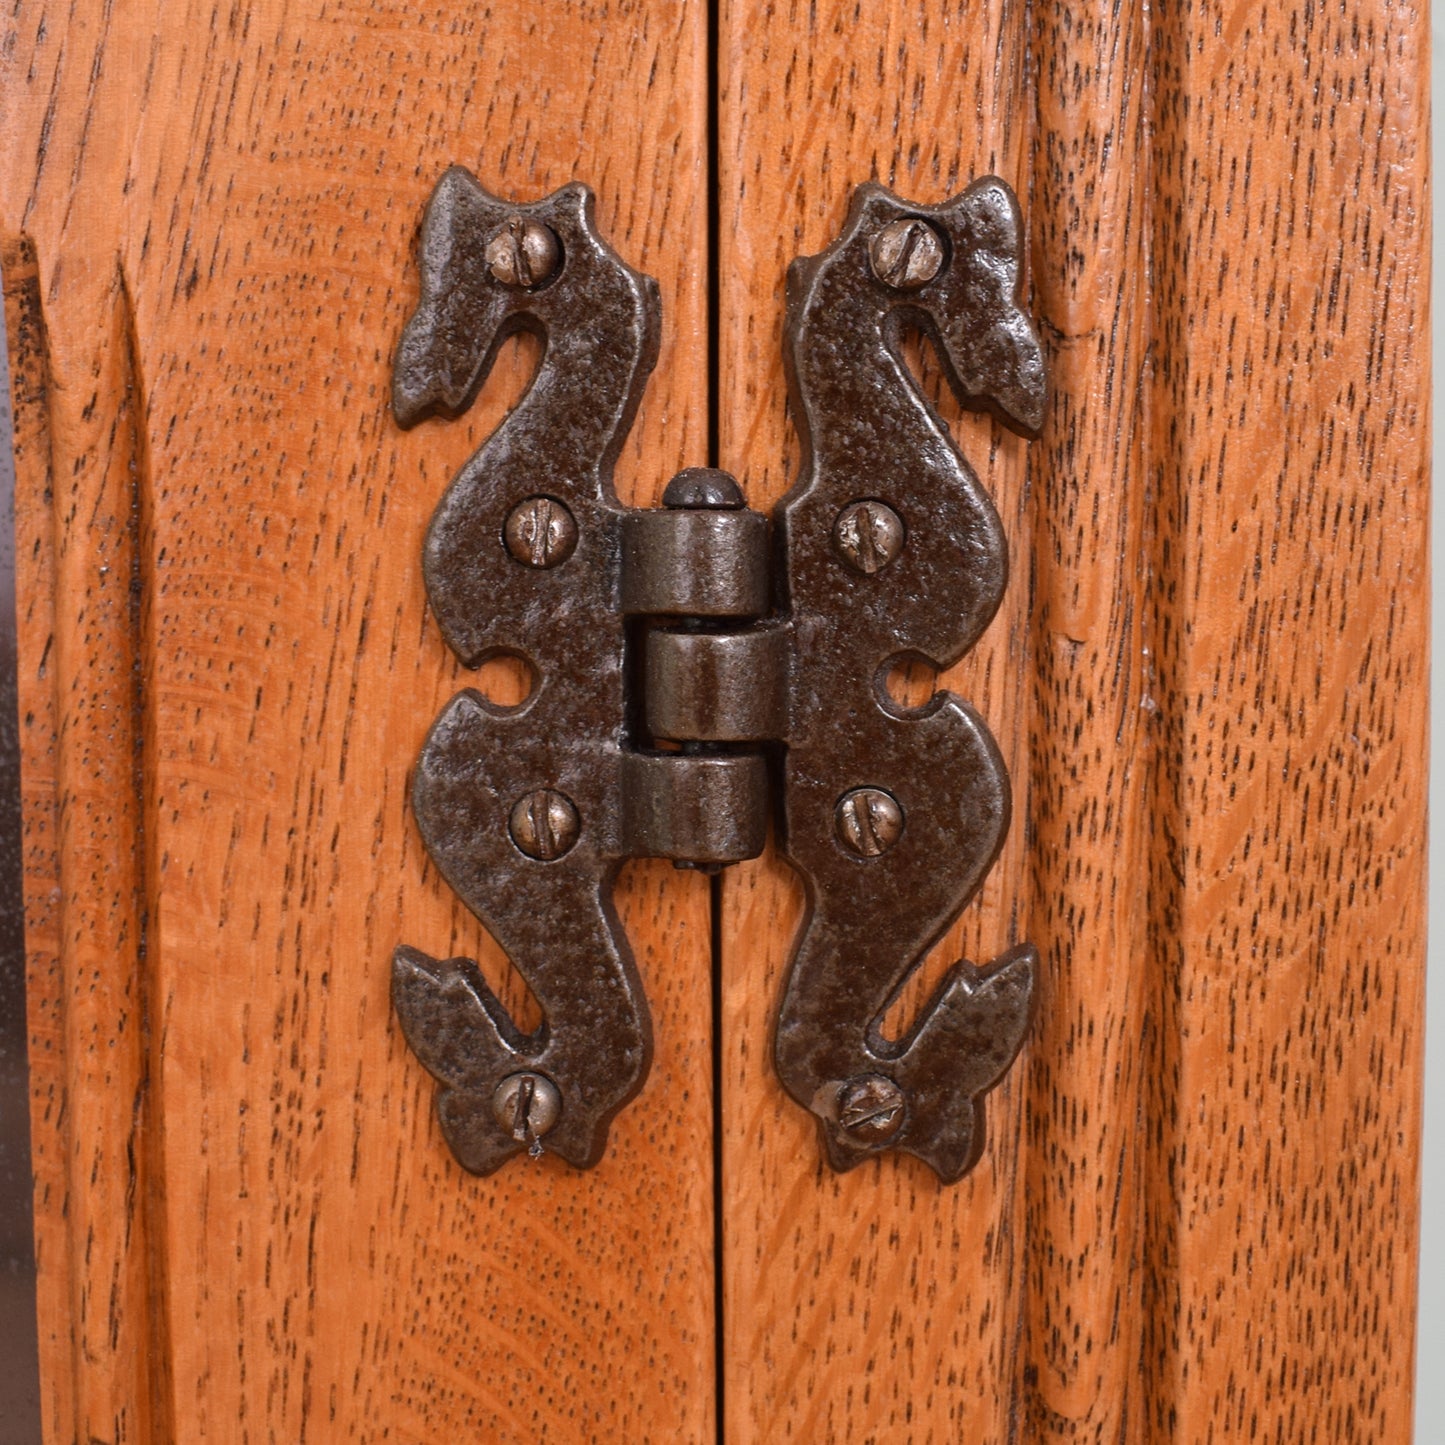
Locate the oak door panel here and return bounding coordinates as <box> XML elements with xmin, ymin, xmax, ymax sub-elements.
<box><xmin>3</xmin><ymin>0</ymin><xmax>1428</xmax><ymax>1441</ymax></box>
<box><xmin>1136</xmin><ymin>0</ymin><xmax>1428</xmax><ymax>1435</ymax></box>
<box><xmin>2</xmin><ymin>4</ymin><xmax>717</xmax><ymax>1441</ymax></box>
<box><xmin>717</xmin><ymin>0</ymin><xmax>1428</xmax><ymax>1442</ymax></box>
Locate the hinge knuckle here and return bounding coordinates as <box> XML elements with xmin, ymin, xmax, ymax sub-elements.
<box><xmin>620</xmin><ymin>753</ymin><xmax>769</xmax><ymax>863</ymax></box>
<box><xmin>644</xmin><ymin>627</ymin><xmax>788</xmax><ymax>743</ymax></box>
<box><xmin>621</xmin><ymin>472</ymin><xmax>777</xmax><ymax>867</ymax></box>
<box><xmin>619</xmin><ymin>508</ymin><xmax>770</xmax><ymax>617</ymax></box>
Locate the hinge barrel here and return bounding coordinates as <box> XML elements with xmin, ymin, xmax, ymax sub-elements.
<box><xmin>643</xmin><ymin>626</ymin><xmax>789</xmax><ymax>742</ymax></box>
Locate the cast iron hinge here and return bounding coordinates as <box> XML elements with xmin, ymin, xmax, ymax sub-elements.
<box><xmin>390</xmin><ymin>167</ymin><xmax>1046</xmax><ymax>1184</ymax></box>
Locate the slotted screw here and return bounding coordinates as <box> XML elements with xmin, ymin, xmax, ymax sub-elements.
<box><xmin>835</xmin><ymin>787</ymin><xmax>904</xmax><ymax>858</ymax></box>
<box><xmin>492</xmin><ymin>1072</ymin><xmax>562</xmax><ymax>1147</ymax></box>
<box><xmin>485</xmin><ymin>218</ymin><xmax>562</xmax><ymax>288</ymax></box>
<box><xmin>833</xmin><ymin>500</ymin><xmax>904</xmax><ymax>574</ymax></box>
<box><xmin>509</xmin><ymin>789</ymin><xmax>580</xmax><ymax>860</ymax></box>
<box><xmin>869</xmin><ymin>217</ymin><xmax>945</xmax><ymax>291</ymax></box>
<box><xmin>504</xmin><ymin>496</ymin><xmax>578</xmax><ymax>568</ymax></box>
<box><xmin>836</xmin><ymin>1075</ymin><xmax>906</xmax><ymax>1143</ymax></box>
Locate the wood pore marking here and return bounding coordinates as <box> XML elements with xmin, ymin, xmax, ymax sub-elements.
<box><xmin>3</xmin><ymin>3</ymin><xmax>717</xmax><ymax>1440</ymax></box>
<box><xmin>1140</xmin><ymin>0</ymin><xmax>1428</xmax><ymax>1436</ymax></box>
<box><xmin>1023</xmin><ymin>0</ymin><xmax>1155</xmax><ymax>1433</ymax></box>
<box><xmin>719</xmin><ymin>0</ymin><xmax>1428</xmax><ymax>1441</ymax></box>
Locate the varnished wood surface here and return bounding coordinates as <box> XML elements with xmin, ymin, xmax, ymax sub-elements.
<box><xmin>4</xmin><ymin>0</ymin><xmax>1428</xmax><ymax>1440</ymax></box>
<box><xmin>718</xmin><ymin>2</ymin><xmax>1427</xmax><ymax>1444</ymax></box>
<box><xmin>1025</xmin><ymin>0</ymin><xmax>1153</xmax><ymax>1434</ymax></box>
<box><xmin>3</xmin><ymin>4</ymin><xmax>716</xmax><ymax>1441</ymax></box>
<box><xmin>1138</xmin><ymin>0</ymin><xmax>1428</xmax><ymax>1434</ymax></box>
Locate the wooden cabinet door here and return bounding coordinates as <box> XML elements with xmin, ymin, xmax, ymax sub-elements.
<box><xmin>3</xmin><ymin>6</ymin><xmax>718</xmax><ymax>1441</ymax></box>
<box><xmin>2</xmin><ymin>0</ymin><xmax>1427</xmax><ymax>1441</ymax></box>
<box><xmin>714</xmin><ymin>1</ymin><xmax>1429</xmax><ymax>1440</ymax></box>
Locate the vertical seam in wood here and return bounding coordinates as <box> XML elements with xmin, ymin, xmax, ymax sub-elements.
<box><xmin>706</xmin><ymin>0</ymin><xmax>726</xmax><ymax>1435</ymax></box>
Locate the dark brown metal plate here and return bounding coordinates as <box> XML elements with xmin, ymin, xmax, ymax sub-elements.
<box><xmin>391</xmin><ymin>169</ymin><xmax>665</xmax><ymax>1175</ymax></box>
<box><xmin>771</xmin><ymin>180</ymin><xmax>1045</xmax><ymax>1183</ymax></box>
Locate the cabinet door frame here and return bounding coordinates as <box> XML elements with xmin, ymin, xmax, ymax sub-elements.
<box><xmin>2</xmin><ymin>0</ymin><xmax>1430</xmax><ymax>1440</ymax></box>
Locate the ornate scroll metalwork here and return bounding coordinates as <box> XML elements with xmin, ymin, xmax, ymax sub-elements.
<box><xmin>391</xmin><ymin>171</ymin><xmax>664</xmax><ymax>1176</ymax></box>
<box><xmin>391</xmin><ymin>167</ymin><xmax>1045</xmax><ymax>1182</ymax></box>
<box><xmin>772</xmin><ymin>180</ymin><xmax>1045</xmax><ymax>1182</ymax></box>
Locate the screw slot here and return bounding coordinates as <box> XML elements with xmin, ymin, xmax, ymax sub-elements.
<box><xmin>869</xmin><ymin>217</ymin><xmax>946</xmax><ymax>291</ymax></box>
<box><xmin>509</xmin><ymin>789</ymin><xmax>580</xmax><ymax>860</ymax></box>
<box><xmin>504</xmin><ymin>496</ymin><xmax>578</xmax><ymax>569</ymax></box>
<box><xmin>485</xmin><ymin>218</ymin><xmax>562</xmax><ymax>288</ymax></box>
<box><xmin>834</xmin><ymin>787</ymin><xmax>905</xmax><ymax>858</ymax></box>
<box><xmin>833</xmin><ymin>499</ymin><xmax>904</xmax><ymax>575</ymax></box>
<box><xmin>836</xmin><ymin>1075</ymin><xmax>906</xmax><ymax>1143</ymax></box>
<box><xmin>492</xmin><ymin>1072</ymin><xmax>562</xmax><ymax>1152</ymax></box>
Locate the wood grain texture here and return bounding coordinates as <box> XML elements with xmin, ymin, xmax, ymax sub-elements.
<box><xmin>1139</xmin><ymin>0</ymin><xmax>1428</xmax><ymax>1435</ymax></box>
<box><xmin>3</xmin><ymin>4</ymin><xmax>716</xmax><ymax>1441</ymax></box>
<box><xmin>5</xmin><ymin>0</ymin><xmax>1428</xmax><ymax>1438</ymax></box>
<box><xmin>719</xmin><ymin>1</ymin><xmax>1428</xmax><ymax>1443</ymax></box>
<box><xmin>1024</xmin><ymin>0</ymin><xmax>1153</xmax><ymax>1435</ymax></box>
<box><xmin>5</xmin><ymin>234</ymin><xmax>170</xmax><ymax>1445</ymax></box>
<box><xmin>717</xmin><ymin>4</ymin><xmax>1039</xmax><ymax>1441</ymax></box>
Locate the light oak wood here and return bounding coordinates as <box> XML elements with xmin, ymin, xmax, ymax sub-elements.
<box><xmin>1024</xmin><ymin>0</ymin><xmax>1153</xmax><ymax>1434</ymax></box>
<box><xmin>6</xmin><ymin>0</ymin><xmax>1428</xmax><ymax>1439</ymax></box>
<box><xmin>718</xmin><ymin>2</ymin><xmax>1428</xmax><ymax>1444</ymax></box>
<box><xmin>3</xmin><ymin>4</ymin><xmax>716</xmax><ymax>1441</ymax></box>
<box><xmin>1136</xmin><ymin>0</ymin><xmax>1428</xmax><ymax>1435</ymax></box>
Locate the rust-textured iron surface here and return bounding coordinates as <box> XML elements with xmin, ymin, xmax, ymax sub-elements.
<box><xmin>391</xmin><ymin>169</ymin><xmax>665</xmax><ymax>1176</ymax></box>
<box><xmin>392</xmin><ymin>171</ymin><xmax>770</xmax><ymax>1175</ymax></box>
<box><xmin>393</xmin><ymin>169</ymin><xmax>1045</xmax><ymax>1183</ymax></box>
<box><xmin>771</xmin><ymin>179</ymin><xmax>1046</xmax><ymax>1182</ymax></box>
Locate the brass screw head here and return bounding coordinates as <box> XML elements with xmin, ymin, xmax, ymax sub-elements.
<box><xmin>485</xmin><ymin>218</ymin><xmax>562</xmax><ymax>288</ymax></box>
<box><xmin>504</xmin><ymin>496</ymin><xmax>578</xmax><ymax>569</ymax></box>
<box><xmin>835</xmin><ymin>787</ymin><xmax>904</xmax><ymax>858</ymax></box>
<box><xmin>869</xmin><ymin>217</ymin><xmax>945</xmax><ymax>291</ymax></box>
<box><xmin>833</xmin><ymin>500</ymin><xmax>904</xmax><ymax>574</ymax></box>
<box><xmin>509</xmin><ymin>789</ymin><xmax>580</xmax><ymax>860</ymax></box>
<box><xmin>836</xmin><ymin>1075</ymin><xmax>906</xmax><ymax>1143</ymax></box>
<box><xmin>492</xmin><ymin>1072</ymin><xmax>562</xmax><ymax>1145</ymax></box>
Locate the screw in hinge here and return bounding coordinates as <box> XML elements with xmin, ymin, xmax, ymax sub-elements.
<box><xmin>504</xmin><ymin>496</ymin><xmax>578</xmax><ymax>569</ymax></box>
<box><xmin>485</xmin><ymin>218</ymin><xmax>562</xmax><ymax>288</ymax></box>
<box><xmin>835</xmin><ymin>787</ymin><xmax>904</xmax><ymax>858</ymax></box>
<box><xmin>833</xmin><ymin>500</ymin><xmax>904</xmax><ymax>575</ymax></box>
<box><xmin>836</xmin><ymin>1075</ymin><xmax>906</xmax><ymax>1143</ymax></box>
<box><xmin>869</xmin><ymin>217</ymin><xmax>946</xmax><ymax>291</ymax></box>
<box><xmin>492</xmin><ymin>1072</ymin><xmax>563</xmax><ymax>1155</ymax></box>
<box><xmin>509</xmin><ymin>789</ymin><xmax>580</xmax><ymax>860</ymax></box>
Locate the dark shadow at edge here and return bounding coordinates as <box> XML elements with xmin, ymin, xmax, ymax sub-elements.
<box><xmin>0</xmin><ymin>252</ymin><xmax>43</xmax><ymax>1441</ymax></box>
